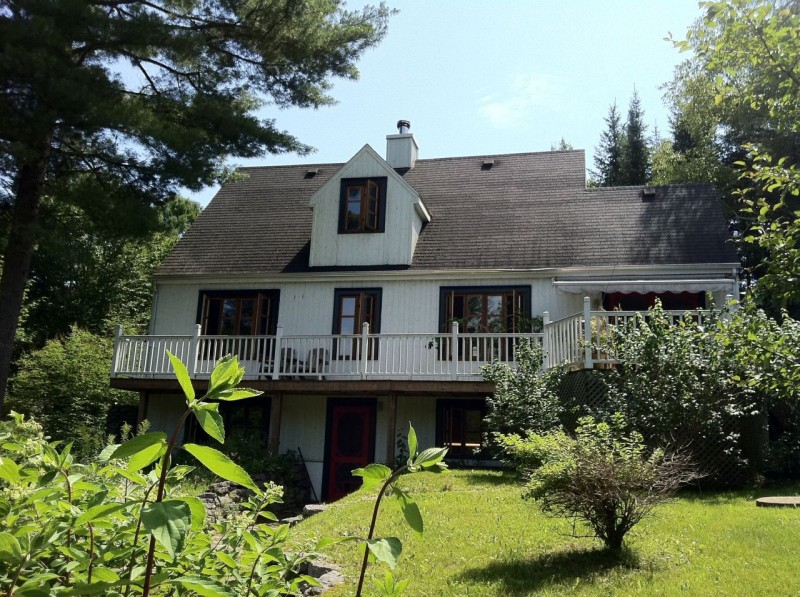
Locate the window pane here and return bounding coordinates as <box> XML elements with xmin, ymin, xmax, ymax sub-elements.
<box><xmin>361</xmin><ymin>295</ymin><xmax>374</xmax><ymax>324</ymax></box>
<box><xmin>486</xmin><ymin>295</ymin><xmax>504</xmax><ymax>332</ymax></box>
<box><xmin>341</xmin><ymin>296</ymin><xmax>356</xmax><ymax>317</ymax></box>
<box><xmin>240</xmin><ymin>299</ymin><xmax>254</xmax><ymax>319</ymax></box>
<box><xmin>340</xmin><ymin>317</ymin><xmax>355</xmax><ymax>335</ymax></box>
<box><xmin>220</xmin><ymin>299</ymin><xmax>238</xmax><ymax>335</ymax></box>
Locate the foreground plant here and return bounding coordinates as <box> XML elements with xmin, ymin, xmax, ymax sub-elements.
<box><xmin>500</xmin><ymin>414</ymin><xmax>699</xmax><ymax>551</ymax></box>
<box><xmin>0</xmin><ymin>353</ymin><xmax>317</xmax><ymax>596</ymax></box>
<box><xmin>351</xmin><ymin>424</ymin><xmax>447</xmax><ymax>596</ymax></box>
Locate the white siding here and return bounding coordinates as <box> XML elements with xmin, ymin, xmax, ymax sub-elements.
<box><xmin>144</xmin><ymin>393</ymin><xmax>187</xmax><ymax>443</ymax></box>
<box><xmin>152</xmin><ymin>276</ymin><xmax>584</xmax><ymax>336</ymax></box>
<box><xmin>308</xmin><ymin>147</ymin><xmax>424</xmax><ymax>267</ymax></box>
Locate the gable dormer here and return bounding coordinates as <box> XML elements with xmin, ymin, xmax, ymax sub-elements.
<box><xmin>308</xmin><ymin>142</ymin><xmax>430</xmax><ymax>268</ymax></box>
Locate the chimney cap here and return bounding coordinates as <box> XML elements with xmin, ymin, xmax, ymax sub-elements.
<box><xmin>396</xmin><ymin>119</ymin><xmax>411</xmax><ymax>134</ymax></box>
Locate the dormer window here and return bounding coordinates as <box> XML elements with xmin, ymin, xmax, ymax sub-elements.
<box><xmin>338</xmin><ymin>177</ymin><xmax>387</xmax><ymax>233</ymax></box>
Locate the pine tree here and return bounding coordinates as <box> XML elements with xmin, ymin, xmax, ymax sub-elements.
<box><xmin>621</xmin><ymin>90</ymin><xmax>651</xmax><ymax>185</ymax></box>
<box><xmin>592</xmin><ymin>102</ymin><xmax>624</xmax><ymax>186</ymax></box>
<box><xmin>0</xmin><ymin>0</ymin><xmax>391</xmax><ymax>410</ymax></box>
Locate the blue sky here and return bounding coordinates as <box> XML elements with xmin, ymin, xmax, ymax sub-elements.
<box><xmin>190</xmin><ymin>0</ymin><xmax>702</xmax><ymax>205</ymax></box>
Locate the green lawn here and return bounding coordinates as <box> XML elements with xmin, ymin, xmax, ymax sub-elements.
<box><xmin>294</xmin><ymin>470</ymin><xmax>800</xmax><ymax>596</ymax></box>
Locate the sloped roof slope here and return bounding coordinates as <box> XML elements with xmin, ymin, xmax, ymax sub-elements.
<box><xmin>157</xmin><ymin>150</ymin><xmax>737</xmax><ymax>276</ymax></box>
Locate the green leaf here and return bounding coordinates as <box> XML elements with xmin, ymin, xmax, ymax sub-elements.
<box><xmin>413</xmin><ymin>447</ymin><xmax>448</xmax><ymax>469</ymax></box>
<box><xmin>0</xmin><ymin>456</ymin><xmax>20</xmax><ymax>484</ymax></box>
<box><xmin>395</xmin><ymin>489</ymin><xmax>423</xmax><ymax>537</ymax></box>
<box><xmin>110</xmin><ymin>467</ymin><xmax>147</xmax><ymax>486</ymax></box>
<box><xmin>0</xmin><ymin>531</ymin><xmax>23</xmax><ymax>564</ymax></box>
<box><xmin>90</xmin><ymin>567</ymin><xmax>120</xmax><ymax>583</ymax></box>
<box><xmin>75</xmin><ymin>502</ymin><xmax>129</xmax><ymax>526</ymax></box>
<box><xmin>168</xmin><ymin>351</ymin><xmax>195</xmax><ymax>402</ymax></box>
<box><xmin>408</xmin><ymin>423</ymin><xmax>418</xmax><ymax>460</ymax></box>
<box><xmin>352</xmin><ymin>463</ymin><xmax>392</xmax><ymax>491</ymax></box>
<box><xmin>182</xmin><ymin>443</ymin><xmax>258</xmax><ymax>492</ymax></box>
<box><xmin>110</xmin><ymin>432</ymin><xmax>167</xmax><ymax>461</ymax></box>
<box><xmin>97</xmin><ymin>444</ymin><xmax>119</xmax><ymax>462</ymax></box>
<box><xmin>172</xmin><ymin>576</ymin><xmax>237</xmax><ymax>597</ymax></box>
<box><xmin>194</xmin><ymin>403</ymin><xmax>225</xmax><ymax>444</ymax></box>
<box><xmin>209</xmin><ymin>355</ymin><xmax>238</xmax><ymax>393</ymax></box>
<box><xmin>128</xmin><ymin>442</ymin><xmax>167</xmax><ymax>473</ymax></box>
<box><xmin>141</xmin><ymin>500</ymin><xmax>191</xmax><ymax>560</ymax></box>
<box><xmin>216</xmin><ymin>551</ymin><xmax>237</xmax><ymax>569</ymax></box>
<box><xmin>177</xmin><ymin>496</ymin><xmax>206</xmax><ymax>532</ymax></box>
<box><xmin>217</xmin><ymin>387</ymin><xmax>262</xmax><ymax>401</ymax></box>
<box><xmin>366</xmin><ymin>537</ymin><xmax>402</xmax><ymax>569</ymax></box>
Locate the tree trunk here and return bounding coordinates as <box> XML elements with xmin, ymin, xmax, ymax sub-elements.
<box><xmin>0</xmin><ymin>147</ymin><xmax>50</xmax><ymax>413</ymax></box>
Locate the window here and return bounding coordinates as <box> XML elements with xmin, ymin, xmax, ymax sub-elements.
<box><xmin>338</xmin><ymin>177</ymin><xmax>387</xmax><ymax>233</ymax></box>
<box><xmin>198</xmin><ymin>290</ymin><xmax>279</xmax><ymax>336</ymax></box>
<box><xmin>436</xmin><ymin>399</ymin><xmax>487</xmax><ymax>459</ymax></box>
<box><xmin>332</xmin><ymin>288</ymin><xmax>382</xmax><ymax>359</ymax></box>
<box><xmin>440</xmin><ymin>286</ymin><xmax>530</xmax><ymax>333</ymax></box>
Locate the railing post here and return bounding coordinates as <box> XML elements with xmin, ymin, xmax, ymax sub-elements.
<box><xmin>542</xmin><ymin>312</ymin><xmax>550</xmax><ymax>370</ymax></box>
<box><xmin>450</xmin><ymin>321</ymin><xmax>459</xmax><ymax>380</ymax></box>
<box><xmin>583</xmin><ymin>296</ymin><xmax>592</xmax><ymax>369</ymax></box>
<box><xmin>361</xmin><ymin>322</ymin><xmax>370</xmax><ymax>380</ymax></box>
<box><xmin>272</xmin><ymin>325</ymin><xmax>283</xmax><ymax>380</ymax></box>
<box><xmin>190</xmin><ymin>324</ymin><xmax>201</xmax><ymax>378</ymax></box>
<box><xmin>111</xmin><ymin>324</ymin><xmax>124</xmax><ymax>377</ymax></box>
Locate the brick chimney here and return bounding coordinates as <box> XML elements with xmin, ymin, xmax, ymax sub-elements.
<box><xmin>386</xmin><ymin>119</ymin><xmax>418</xmax><ymax>170</ymax></box>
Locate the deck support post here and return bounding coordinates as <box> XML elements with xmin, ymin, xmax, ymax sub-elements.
<box><xmin>269</xmin><ymin>394</ymin><xmax>283</xmax><ymax>453</ymax></box>
<box><xmin>386</xmin><ymin>392</ymin><xmax>398</xmax><ymax>464</ymax></box>
<box><xmin>583</xmin><ymin>297</ymin><xmax>592</xmax><ymax>369</ymax></box>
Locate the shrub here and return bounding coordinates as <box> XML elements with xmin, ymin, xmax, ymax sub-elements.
<box><xmin>600</xmin><ymin>304</ymin><xmax>759</xmax><ymax>485</ymax></box>
<box><xmin>500</xmin><ymin>414</ymin><xmax>699</xmax><ymax>551</ymax></box>
<box><xmin>0</xmin><ymin>355</ymin><xmax>319</xmax><ymax>596</ymax></box>
<box><xmin>482</xmin><ymin>339</ymin><xmax>565</xmax><ymax>439</ymax></box>
<box><xmin>7</xmin><ymin>328</ymin><xmax>137</xmax><ymax>460</ymax></box>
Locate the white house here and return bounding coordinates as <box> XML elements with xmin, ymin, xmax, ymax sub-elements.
<box><xmin>111</xmin><ymin>122</ymin><xmax>739</xmax><ymax>501</ymax></box>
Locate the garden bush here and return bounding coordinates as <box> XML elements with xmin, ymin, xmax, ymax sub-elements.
<box><xmin>6</xmin><ymin>328</ymin><xmax>137</xmax><ymax>461</ymax></box>
<box><xmin>0</xmin><ymin>355</ymin><xmax>319</xmax><ymax>596</ymax></box>
<box><xmin>482</xmin><ymin>339</ymin><xmax>565</xmax><ymax>440</ymax></box>
<box><xmin>599</xmin><ymin>304</ymin><xmax>760</xmax><ymax>485</ymax></box>
<box><xmin>500</xmin><ymin>414</ymin><xmax>698</xmax><ymax>551</ymax></box>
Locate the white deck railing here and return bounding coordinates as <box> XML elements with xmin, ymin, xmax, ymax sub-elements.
<box><xmin>111</xmin><ymin>298</ymin><xmax>714</xmax><ymax>382</ymax></box>
<box><xmin>112</xmin><ymin>322</ymin><xmax>544</xmax><ymax>381</ymax></box>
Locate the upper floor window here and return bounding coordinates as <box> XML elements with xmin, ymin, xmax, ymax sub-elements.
<box><xmin>338</xmin><ymin>177</ymin><xmax>387</xmax><ymax>233</ymax></box>
<box><xmin>332</xmin><ymin>288</ymin><xmax>382</xmax><ymax>359</ymax></box>
<box><xmin>198</xmin><ymin>290</ymin><xmax>279</xmax><ymax>336</ymax></box>
<box><xmin>439</xmin><ymin>286</ymin><xmax>531</xmax><ymax>333</ymax></box>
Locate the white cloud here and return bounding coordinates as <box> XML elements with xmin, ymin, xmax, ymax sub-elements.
<box><xmin>478</xmin><ymin>73</ymin><xmax>563</xmax><ymax>128</ymax></box>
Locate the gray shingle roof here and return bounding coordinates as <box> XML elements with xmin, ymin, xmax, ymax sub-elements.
<box><xmin>157</xmin><ymin>150</ymin><xmax>737</xmax><ymax>276</ymax></box>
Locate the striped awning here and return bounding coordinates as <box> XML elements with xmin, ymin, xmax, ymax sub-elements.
<box><xmin>553</xmin><ymin>278</ymin><xmax>736</xmax><ymax>294</ymax></box>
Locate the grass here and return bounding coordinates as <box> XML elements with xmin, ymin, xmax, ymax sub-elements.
<box><xmin>294</xmin><ymin>469</ymin><xmax>800</xmax><ymax>596</ymax></box>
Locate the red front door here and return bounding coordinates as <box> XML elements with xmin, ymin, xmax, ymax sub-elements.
<box><xmin>324</xmin><ymin>400</ymin><xmax>376</xmax><ymax>501</ymax></box>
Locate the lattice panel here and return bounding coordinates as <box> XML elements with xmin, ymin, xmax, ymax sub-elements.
<box><xmin>556</xmin><ymin>371</ymin><xmax>768</xmax><ymax>487</ymax></box>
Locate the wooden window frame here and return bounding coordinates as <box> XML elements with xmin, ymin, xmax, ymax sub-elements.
<box><xmin>332</xmin><ymin>288</ymin><xmax>382</xmax><ymax>360</ymax></box>
<box><xmin>338</xmin><ymin>177</ymin><xmax>388</xmax><ymax>234</ymax></box>
<box><xmin>197</xmin><ymin>290</ymin><xmax>280</xmax><ymax>336</ymax></box>
<box><xmin>435</xmin><ymin>399</ymin><xmax>488</xmax><ymax>459</ymax></box>
<box><xmin>438</xmin><ymin>286</ymin><xmax>531</xmax><ymax>333</ymax></box>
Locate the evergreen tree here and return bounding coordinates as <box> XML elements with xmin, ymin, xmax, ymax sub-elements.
<box><xmin>592</xmin><ymin>102</ymin><xmax>624</xmax><ymax>186</ymax></box>
<box><xmin>0</xmin><ymin>0</ymin><xmax>391</xmax><ymax>410</ymax></box>
<box><xmin>621</xmin><ymin>90</ymin><xmax>650</xmax><ymax>185</ymax></box>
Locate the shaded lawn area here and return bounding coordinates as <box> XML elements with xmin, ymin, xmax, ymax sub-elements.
<box><xmin>294</xmin><ymin>469</ymin><xmax>800</xmax><ymax>596</ymax></box>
